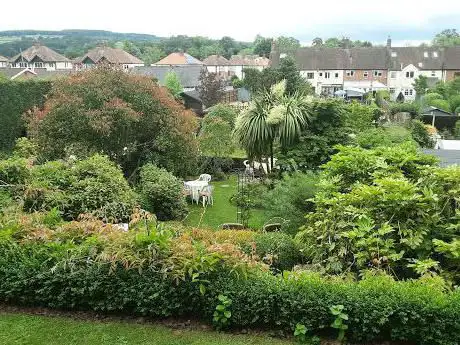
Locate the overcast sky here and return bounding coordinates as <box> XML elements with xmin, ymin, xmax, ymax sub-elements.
<box><xmin>1</xmin><ymin>0</ymin><xmax>459</xmax><ymax>45</ymax></box>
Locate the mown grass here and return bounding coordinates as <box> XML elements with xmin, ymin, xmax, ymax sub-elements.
<box><xmin>183</xmin><ymin>175</ymin><xmax>266</xmax><ymax>230</ymax></box>
<box><xmin>0</xmin><ymin>312</ymin><xmax>292</xmax><ymax>345</ymax></box>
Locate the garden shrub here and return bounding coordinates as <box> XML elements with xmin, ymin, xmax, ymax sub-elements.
<box><xmin>0</xmin><ymin>211</ymin><xmax>459</xmax><ymax>345</ymax></box>
<box><xmin>0</xmin><ymin>156</ymin><xmax>30</xmax><ymax>186</ymax></box>
<box><xmin>356</xmin><ymin>125</ymin><xmax>414</xmax><ymax>149</ymax></box>
<box><xmin>410</xmin><ymin>119</ymin><xmax>433</xmax><ymax>148</ymax></box>
<box><xmin>197</xmin><ymin>156</ymin><xmax>233</xmax><ymax>181</ymax></box>
<box><xmin>253</xmin><ymin>232</ymin><xmax>300</xmax><ymax>271</ymax></box>
<box><xmin>138</xmin><ymin>163</ymin><xmax>187</xmax><ymax>221</ymax></box>
<box><xmin>263</xmin><ymin>172</ymin><xmax>319</xmax><ymax>235</ymax></box>
<box><xmin>428</xmin><ymin>98</ymin><xmax>452</xmax><ymax>113</ymax></box>
<box><xmin>389</xmin><ymin>102</ymin><xmax>420</xmax><ymax>116</ymax></box>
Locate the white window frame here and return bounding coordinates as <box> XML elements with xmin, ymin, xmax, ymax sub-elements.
<box><xmin>406</xmin><ymin>71</ymin><xmax>415</xmax><ymax>78</ymax></box>
<box><xmin>19</xmin><ymin>62</ymin><xmax>28</xmax><ymax>68</ymax></box>
<box><xmin>374</xmin><ymin>70</ymin><xmax>382</xmax><ymax>77</ymax></box>
<box><xmin>363</xmin><ymin>71</ymin><xmax>369</xmax><ymax>78</ymax></box>
<box><xmin>390</xmin><ymin>71</ymin><xmax>397</xmax><ymax>79</ymax></box>
<box><xmin>389</xmin><ymin>88</ymin><xmax>395</xmax><ymax>94</ymax></box>
<box><xmin>334</xmin><ymin>72</ymin><xmax>339</xmax><ymax>78</ymax></box>
<box><xmin>306</xmin><ymin>72</ymin><xmax>314</xmax><ymax>79</ymax></box>
<box><xmin>433</xmin><ymin>52</ymin><xmax>438</xmax><ymax>58</ymax></box>
<box><xmin>424</xmin><ymin>52</ymin><xmax>429</xmax><ymax>58</ymax></box>
<box><xmin>324</xmin><ymin>72</ymin><xmax>331</xmax><ymax>79</ymax></box>
<box><xmin>35</xmin><ymin>62</ymin><xmax>44</xmax><ymax>68</ymax></box>
<box><xmin>431</xmin><ymin>71</ymin><xmax>436</xmax><ymax>77</ymax></box>
<box><xmin>391</xmin><ymin>51</ymin><xmax>397</xmax><ymax>57</ymax></box>
<box><xmin>346</xmin><ymin>70</ymin><xmax>355</xmax><ymax>77</ymax></box>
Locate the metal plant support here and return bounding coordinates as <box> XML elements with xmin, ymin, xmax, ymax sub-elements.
<box><xmin>236</xmin><ymin>170</ymin><xmax>251</xmax><ymax>227</ymax></box>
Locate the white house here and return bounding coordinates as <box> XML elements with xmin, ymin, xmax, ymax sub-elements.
<box><xmin>229</xmin><ymin>55</ymin><xmax>270</xmax><ymax>80</ymax></box>
<box><xmin>75</xmin><ymin>46</ymin><xmax>144</xmax><ymax>70</ymax></box>
<box><xmin>9</xmin><ymin>44</ymin><xmax>72</xmax><ymax>71</ymax></box>
<box><xmin>203</xmin><ymin>55</ymin><xmax>230</xmax><ymax>78</ymax></box>
<box><xmin>301</xmin><ymin>69</ymin><xmax>344</xmax><ymax>95</ymax></box>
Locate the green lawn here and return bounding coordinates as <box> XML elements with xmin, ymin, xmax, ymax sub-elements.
<box><xmin>183</xmin><ymin>175</ymin><xmax>266</xmax><ymax>230</ymax></box>
<box><xmin>0</xmin><ymin>312</ymin><xmax>292</xmax><ymax>345</ymax></box>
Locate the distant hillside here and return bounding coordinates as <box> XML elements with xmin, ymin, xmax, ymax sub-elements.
<box><xmin>0</xmin><ymin>29</ymin><xmax>161</xmax><ymax>58</ymax></box>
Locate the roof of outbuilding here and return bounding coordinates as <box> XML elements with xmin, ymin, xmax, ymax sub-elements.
<box><xmin>10</xmin><ymin>44</ymin><xmax>70</xmax><ymax>63</ymax></box>
<box><xmin>155</xmin><ymin>52</ymin><xmax>203</xmax><ymax>65</ymax></box>
<box><xmin>132</xmin><ymin>65</ymin><xmax>204</xmax><ymax>88</ymax></box>
<box><xmin>203</xmin><ymin>55</ymin><xmax>230</xmax><ymax>66</ymax></box>
<box><xmin>77</xmin><ymin>46</ymin><xmax>143</xmax><ymax>65</ymax></box>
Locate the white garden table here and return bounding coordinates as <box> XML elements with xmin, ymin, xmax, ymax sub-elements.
<box><xmin>185</xmin><ymin>180</ymin><xmax>208</xmax><ymax>203</ymax></box>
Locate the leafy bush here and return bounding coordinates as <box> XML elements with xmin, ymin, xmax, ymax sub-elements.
<box><xmin>253</xmin><ymin>232</ymin><xmax>301</xmax><ymax>271</ymax></box>
<box><xmin>389</xmin><ymin>102</ymin><xmax>420</xmax><ymax>116</ymax></box>
<box><xmin>263</xmin><ymin>172</ymin><xmax>319</xmax><ymax>235</ymax></box>
<box><xmin>422</xmin><ymin>92</ymin><xmax>444</xmax><ymax>103</ymax></box>
<box><xmin>410</xmin><ymin>119</ymin><xmax>433</xmax><ymax>148</ymax></box>
<box><xmin>27</xmin><ymin>66</ymin><xmax>199</xmax><ymax>177</ymax></box>
<box><xmin>199</xmin><ymin>117</ymin><xmax>235</xmax><ymax>157</ymax></box>
<box><xmin>428</xmin><ymin>98</ymin><xmax>452</xmax><ymax>113</ymax></box>
<box><xmin>0</xmin><ymin>156</ymin><xmax>30</xmax><ymax>186</ymax></box>
<box><xmin>205</xmin><ymin>104</ymin><xmax>238</xmax><ymax>129</ymax></box>
<box><xmin>344</xmin><ymin>101</ymin><xmax>380</xmax><ymax>132</ymax></box>
<box><xmin>356</xmin><ymin>125</ymin><xmax>414</xmax><ymax>149</ymax></box>
<box><xmin>0</xmin><ymin>212</ymin><xmax>459</xmax><ymax>345</ymax></box>
<box><xmin>138</xmin><ymin>164</ymin><xmax>187</xmax><ymax>221</ymax></box>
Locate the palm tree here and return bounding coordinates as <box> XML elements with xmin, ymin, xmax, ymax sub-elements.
<box><xmin>234</xmin><ymin>80</ymin><xmax>311</xmax><ymax>172</ymax></box>
<box><xmin>312</xmin><ymin>37</ymin><xmax>323</xmax><ymax>47</ymax></box>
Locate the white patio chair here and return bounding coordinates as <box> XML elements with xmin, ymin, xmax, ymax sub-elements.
<box><xmin>198</xmin><ymin>174</ymin><xmax>212</xmax><ymax>183</ymax></box>
<box><xmin>199</xmin><ymin>185</ymin><xmax>214</xmax><ymax>207</ymax></box>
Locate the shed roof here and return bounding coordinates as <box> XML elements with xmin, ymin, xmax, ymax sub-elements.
<box><xmin>132</xmin><ymin>65</ymin><xmax>204</xmax><ymax>88</ymax></box>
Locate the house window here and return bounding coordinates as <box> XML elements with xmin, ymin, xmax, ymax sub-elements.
<box><xmin>123</xmin><ymin>64</ymin><xmax>129</xmax><ymax>70</ymax></box>
<box><xmin>346</xmin><ymin>70</ymin><xmax>355</xmax><ymax>77</ymax></box>
<box><xmin>35</xmin><ymin>62</ymin><xmax>43</xmax><ymax>68</ymax></box>
<box><xmin>406</xmin><ymin>71</ymin><xmax>415</xmax><ymax>78</ymax></box>
<box><xmin>319</xmin><ymin>72</ymin><xmax>323</xmax><ymax>77</ymax></box>
<box><xmin>433</xmin><ymin>52</ymin><xmax>438</xmax><ymax>58</ymax></box>
<box><xmin>390</xmin><ymin>71</ymin><xmax>397</xmax><ymax>79</ymax></box>
<box><xmin>363</xmin><ymin>71</ymin><xmax>369</xmax><ymax>78</ymax></box>
<box><xmin>11</xmin><ymin>63</ymin><xmax>17</xmax><ymax>68</ymax></box>
<box><xmin>19</xmin><ymin>62</ymin><xmax>28</xmax><ymax>68</ymax></box>
<box><xmin>404</xmin><ymin>89</ymin><xmax>414</xmax><ymax>96</ymax></box>
<box><xmin>424</xmin><ymin>52</ymin><xmax>429</xmax><ymax>58</ymax></box>
<box><xmin>431</xmin><ymin>71</ymin><xmax>436</xmax><ymax>77</ymax></box>
<box><xmin>418</xmin><ymin>62</ymin><xmax>423</xmax><ymax>68</ymax></box>
<box><xmin>391</xmin><ymin>51</ymin><xmax>397</xmax><ymax>57</ymax></box>
<box><xmin>65</xmin><ymin>62</ymin><xmax>68</xmax><ymax>68</ymax></box>
<box><xmin>306</xmin><ymin>72</ymin><xmax>314</xmax><ymax>79</ymax></box>
<box><xmin>374</xmin><ymin>70</ymin><xmax>382</xmax><ymax>77</ymax></box>
<box><xmin>390</xmin><ymin>88</ymin><xmax>395</xmax><ymax>94</ymax></box>
<box><xmin>334</xmin><ymin>72</ymin><xmax>339</xmax><ymax>78</ymax></box>
<box><xmin>324</xmin><ymin>72</ymin><xmax>330</xmax><ymax>79</ymax></box>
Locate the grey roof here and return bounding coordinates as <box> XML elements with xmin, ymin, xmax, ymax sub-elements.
<box><xmin>0</xmin><ymin>55</ymin><xmax>8</xmax><ymax>62</ymax></box>
<box><xmin>421</xmin><ymin>106</ymin><xmax>454</xmax><ymax>116</ymax></box>
<box><xmin>10</xmin><ymin>44</ymin><xmax>70</xmax><ymax>63</ymax></box>
<box><xmin>444</xmin><ymin>47</ymin><xmax>460</xmax><ymax>70</ymax></box>
<box><xmin>77</xmin><ymin>46</ymin><xmax>143</xmax><ymax>65</ymax></box>
<box><xmin>181</xmin><ymin>89</ymin><xmax>202</xmax><ymax>102</ymax></box>
<box><xmin>423</xmin><ymin>149</ymin><xmax>460</xmax><ymax>167</ymax></box>
<box><xmin>0</xmin><ymin>67</ymin><xmax>72</xmax><ymax>80</ymax></box>
<box><xmin>389</xmin><ymin>47</ymin><xmax>444</xmax><ymax>70</ymax></box>
<box><xmin>278</xmin><ymin>46</ymin><xmax>460</xmax><ymax>71</ymax></box>
<box><xmin>132</xmin><ymin>65</ymin><xmax>204</xmax><ymax>88</ymax></box>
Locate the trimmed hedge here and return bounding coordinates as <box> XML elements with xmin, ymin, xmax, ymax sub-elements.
<box><xmin>0</xmin><ymin>240</ymin><xmax>459</xmax><ymax>345</ymax></box>
<box><xmin>0</xmin><ymin>80</ymin><xmax>52</xmax><ymax>152</ymax></box>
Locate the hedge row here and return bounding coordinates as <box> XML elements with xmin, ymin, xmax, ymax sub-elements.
<box><xmin>0</xmin><ymin>80</ymin><xmax>52</xmax><ymax>152</ymax></box>
<box><xmin>0</xmin><ymin>241</ymin><xmax>459</xmax><ymax>345</ymax></box>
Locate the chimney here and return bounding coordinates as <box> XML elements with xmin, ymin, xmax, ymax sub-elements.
<box><xmin>386</xmin><ymin>36</ymin><xmax>392</xmax><ymax>48</ymax></box>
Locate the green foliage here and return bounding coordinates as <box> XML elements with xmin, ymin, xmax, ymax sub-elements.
<box><xmin>428</xmin><ymin>98</ymin><xmax>452</xmax><ymax>113</ymax></box>
<box><xmin>448</xmin><ymin>95</ymin><xmax>460</xmax><ymax>113</ymax></box>
<box><xmin>0</xmin><ymin>80</ymin><xmax>52</xmax><ymax>152</ymax></box>
<box><xmin>213</xmin><ymin>294</ymin><xmax>232</xmax><ymax>329</ymax></box>
<box><xmin>253</xmin><ymin>232</ymin><xmax>300</xmax><ymax>271</ymax></box>
<box><xmin>164</xmin><ymin>71</ymin><xmax>183</xmax><ymax>99</ymax></box>
<box><xmin>356</xmin><ymin>125</ymin><xmax>414</xmax><ymax>149</ymax></box>
<box><xmin>0</xmin><ymin>156</ymin><xmax>30</xmax><ymax>186</ymax></box>
<box><xmin>432</xmin><ymin>29</ymin><xmax>460</xmax><ymax>46</ymax></box>
<box><xmin>410</xmin><ymin>120</ymin><xmax>433</xmax><ymax>148</ymax></box>
<box><xmin>344</xmin><ymin>101</ymin><xmax>380</xmax><ymax>132</ymax></box>
<box><xmin>413</xmin><ymin>75</ymin><xmax>428</xmax><ymax>96</ymax></box>
<box><xmin>138</xmin><ymin>164</ymin><xmax>187</xmax><ymax>221</ymax></box>
<box><xmin>27</xmin><ymin>66</ymin><xmax>199</xmax><ymax>177</ymax></box>
<box><xmin>389</xmin><ymin>102</ymin><xmax>420</xmax><ymax>116</ymax></box>
<box><xmin>263</xmin><ymin>172</ymin><xmax>319</xmax><ymax>235</ymax></box>
<box><xmin>199</xmin><ymin>117</ymin><xmax>235</xmax><ymax>157</ymax></box>
<box><xmin>423</xmin><ymin>92</ymin><xmax>444</xmax><ymax>103</ymax></box>
<box><xmin>329</xmin><ymin>305</ymin><xmax>348</xmax><ymax>342</ymax></box>
<box><xmin>206</xmin><ymin>104</ymin><xmax>238</xmax><ymax>129</ymax></box>
<box><xmin>277</xmin><ymin>99</ymin><xmax>352</xmax><ymax>171</ymax></box>
<box><xmin>253</xmin><ymin>36</ymin><xmax>273</xmax><ymax>57</ymax></box>
<box><xmin>198</xmin><ymin>70</ymin><xmax>225</xmax><ymax>108</ymax></box>
<box><xmin>13</xmin><ymin>138</ymin><xmax>38</xmax><ymax>158</ymax></box>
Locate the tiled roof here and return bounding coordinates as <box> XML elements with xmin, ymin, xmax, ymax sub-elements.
<box><xmin>0</xmin><ymin>55</ymin><xmax>8</xmax><ymax>62</ymax></box>
<box><xmin>229</xmin><ymin>55</ymin><xmax>270</xmax><ymax>66</ymax></box>
<box><xmin>277</xmin><ymin>46</ymin><xmax>460</xmax><ymax>71</ymax></box>
<box><xmin>0</xmin><ymin>67</ymin><xmax>72</xmax><ymax>80</ymax></box>
<box><xmin>132</xmin><ymin>65</ymin><xmax>204</xmax><ymax>88</ymax></box>
<box><xmin>10</xmin><ymin>44</ymin><xmax>70</xmax><ymax>63</ymax></box>
<box><xmin>78</xmin><ymin>46</ymin><xmax>143</xmax><ymax>65</ymax></box>
<box><xmin>444</xmin><ymin>47</ymin><xmax>460</xmax><ymax>70</ymax></box>
<box><xmin>389</xmin><ymin>47</ymin><xmax>444</xmax><ymax>70</ymax></box>
<box><xmin>203</xmin><ymin>55</ymin><xmax>230</xmax><ymax>66</ymax></box>
<box><xmin>155</xmin><ymin>52</ymin><xmax>203</xmax><ymax>65</ymax></box>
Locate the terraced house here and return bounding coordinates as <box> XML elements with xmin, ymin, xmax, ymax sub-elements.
<box><xmin>271</xmin><ymin>39</ymin><xmax>460</xmax><ymax>101</ymax></box>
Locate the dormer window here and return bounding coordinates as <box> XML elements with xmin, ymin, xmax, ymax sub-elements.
<box><xmin>391</xmin><ymin>51</ymin><xmax>397</xmax><ymax>57</ymax></box>
<box><xmin>418</xmin><ymin>62</ymin><xmax>423</xmax><ymax>68</ymax></box>
<box><xmin>433</xmin><ymin>52</ymin><xmax>438</xmax><ymax>58</ymax></box>
<box><xmin>424</xmin><ymin>52</ymin><xmax>429</xmax><ymax>58</ymax></box>
<box><xmin>406</xmin><ymin>71</ymin><xmax>415</xmax><ymax>78</ymax></box>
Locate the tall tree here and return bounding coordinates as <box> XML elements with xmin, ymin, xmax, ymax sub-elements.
<box><xmin>413</xmin><ymin>75</ymin><xmax>428</xmax><ymax>98</ymax></box>
<box><xmin>276</xmin><ymin>36</ymin><xmax>301</xmax><ymax>56</ymax></box>
<box><xmin>197</xmin><ymin>70</ymin><xmax>225</xmax><ymax>108</ymax></box>
<box><xmin>253</xmin><ymin>35</ymin><xmax>273</xmax><ymax>57</ymax></box>
<box><xmin>219</xmin><ymin>36</ymin><xmax>238</xmax><ymax>59</ymax></box>
<box><xmin>234</xmin><ymin>80</ymin><xmax>311</xmax><ymax>171</ymax></box>
<box><xmin>433</xmin><ymin>29</ymin><xmax>460</xmax><ymax>46</ymax></box>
